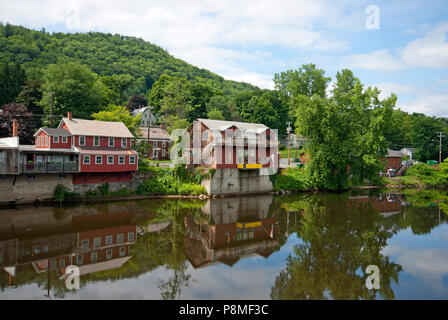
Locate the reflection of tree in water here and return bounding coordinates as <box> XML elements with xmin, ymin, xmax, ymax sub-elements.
<box><xmin>271</xmin><ymin>193</ymin><xmax>403</xmax><ymax>300</ymax></box>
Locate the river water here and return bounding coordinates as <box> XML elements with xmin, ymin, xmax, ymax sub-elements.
<box><xmin>0</xmin><ymin>190</ymin><xmax>447</xmax><ymax>300</ymax></box>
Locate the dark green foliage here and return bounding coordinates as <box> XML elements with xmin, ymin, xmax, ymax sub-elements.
<box><xmin>97</xmin><ymin>183</ymin><xmax>111</xmax><ymax>196</ymax></box>
<box><xmin>0</xmin><ymin>24</ymin><xmax>257</xmax><ymax>101</ymax></box>
<box><xmin>0</xmin><ymin>62</ymin><xmax>26</xmax><ymax>106</ymax></box>
<box><xmin>274</xmin><ymin>167</ymin><xmax>310</xmax><ymax>192</ymax></box>
<box><xmin>53</xmin><ymin>184</ymin><xmax>79</xmax><ymax>203</ymax></box>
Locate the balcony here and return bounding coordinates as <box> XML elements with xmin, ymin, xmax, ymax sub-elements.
<box><xmin>22</xmin><ymin>161</ymin><xmax>79</xmax><ymax>173</ymax></box>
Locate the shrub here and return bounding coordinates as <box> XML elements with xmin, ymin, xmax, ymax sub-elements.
<box><xmin>274</xmin><ymin>167</ymin><xmax>310</xmax><ymax>192</ymax></box>
<box><xmin>178</xmin><ymin>183</ymin><xmax>207</xmax><ymax>195</ymax></box>
<box><xmin>53</xmin><ymin>184</ymin><xmax>79</xmax><ymax>203</ymax></box>
<box><xmin>97</xmin><ymin>183</ymin><xmax>111</xmax><ymax>196</ymax></box>
<box><xmin>406</xmin><ymin>164</ymin><xmax>443</xmax><ymax>187</ymax></box>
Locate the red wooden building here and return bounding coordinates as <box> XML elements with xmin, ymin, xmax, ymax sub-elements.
<box><xmin>190</xmin><ymin>119</ymin><xmax>278</xmax><ymax>170</ymax></box>
<box><xmin>20</xmin><ymin>112</ymin><xmax>138</xmax><ymax>184</ymax></box>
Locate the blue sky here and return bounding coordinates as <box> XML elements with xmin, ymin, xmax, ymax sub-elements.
<box><xmin>1</xmin><ymin>0</ymin><xmax>447</xmax><ymax>116</ymax></box>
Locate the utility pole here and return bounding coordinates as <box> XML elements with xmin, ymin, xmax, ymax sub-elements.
<box><xmin>437</xmin><ymin>131</ymin><xmax>445</xmax><ymax>164</ymax></box>
<box><xmin>49</xmin><ymin>92</ymin><xmax>55</xmax><ymax>128</ymax></box>
<box><xmin>287</xmin><ymin>122</ymin><xmax>291</xmax><ymax>166</ymax></box>
<box><xmin>146</xmin><ymin>105</ymin><xmax>152</xmax><ymax>159</ymax></box>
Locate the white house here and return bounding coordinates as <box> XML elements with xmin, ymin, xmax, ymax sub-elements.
<box><xmin>132</xmin><ymin>107</ymin><xmax>156</xmax><ymax>127</ymax></box>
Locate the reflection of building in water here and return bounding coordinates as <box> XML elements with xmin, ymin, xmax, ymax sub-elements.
<box><xmin>185</xmin><ymin>196</ymin><xmax>279</xmax><ymax>268</ymax></box>
<box><xmin>348</xmin><ymin>193</ymin><xmax>404</xmax><ymax>217</ymax></box>
<box><xmin>0</xmin><ymin>210</ymin><xmax>137</xmax><ymax>283</ymax></box>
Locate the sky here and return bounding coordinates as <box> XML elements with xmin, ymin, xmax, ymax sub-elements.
<box><xmin>0</xmin><ymin>0</ymin><xmax>448</xmax><ymax>117</ymax></box>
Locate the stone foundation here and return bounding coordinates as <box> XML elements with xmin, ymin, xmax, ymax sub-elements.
<box><xmin>201</xmin><ymin>168</ymin><xmax>273</xmax><ymax>195</ymax></box>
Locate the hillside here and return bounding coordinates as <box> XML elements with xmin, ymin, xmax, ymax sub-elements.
<box><xmin>0</xmin><ymin>23</ymin><xmax>258</xmax><ymax>96</ymax></box>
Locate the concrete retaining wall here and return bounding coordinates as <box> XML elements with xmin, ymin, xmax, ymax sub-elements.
<box><xmin>202</xmin><ymin>168</ymin><xmax>273</xmax><ymax>195</ymax></box>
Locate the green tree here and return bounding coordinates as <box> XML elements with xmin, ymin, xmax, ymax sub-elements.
<box><xmin>92</xmin><ymin>104</ymin><xmax>140</xmax><ymax>136</ymax></box>
<box><xmin>0</xmin><ymin>62</ymin><xmax>26</xmax><ymax>105</ymax></box>
<box><xmin>295</xmin><ymin>69</ymin><xmax>394</xmax><ymax>191</ymax></box>
<box><xmin>207</xmin><ymin>109</ymin><xmax>225</xmax><ymax>120</ymax></box>
<box><xmin>16</xmin><ymin>79</ymin><xmax>43</xmax><ymax>116</ymax></box>
<box><xmin>40</xmin><ymin>62</ymin><xmax>108</xmax><ymax>120</ymax></box>
<box><xmin>101</xmin><ymin>73</ymin><xmax>135</xmax><ymax>104</ymax></box>
<box><xmin>206</xmin><ymin>95</ymin><xmax>232</xmax><ymax>120</ymax></box>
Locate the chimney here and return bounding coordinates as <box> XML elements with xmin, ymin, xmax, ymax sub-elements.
<box><xmin>67</xmin><ymin>112</ymin><xmax>72</xmax><ymax>120</ymax></box>
<box><xmin>12</xmin><ymin>120</ymin><xmax>18</xmax><ymax>137</ymax></box>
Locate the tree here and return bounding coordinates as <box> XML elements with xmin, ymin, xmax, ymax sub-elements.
<box><xmin>92</xmin><ymin>104</ymin><xmax>140</xmax><ymax>136</ymax></box>
<box><xmin>101</xmin><ymin>73</ymin><xmax>135</xmax><ymax>104</ymax></box>
<box><xmin>40</xmin><ymin>62</ymin><xmax>109</xmax><ymax>121</ymax></box>
<box><xmin>294</xmin><ymin>69</ymin><xmax>394</xmax><ymax>191</ymax></box>
<box><xmin>0</xmin><ymin>62</ymin><xmax>26</xmax><ymax>106</ymax></box>
<box><xmin>126</xmin><ymin>94</ymin><xmax>148</xmax><ymax>112</ymax></box>
<box><xmin>0</xmin><ymin>102</ymin><xmax>35</xmax><ymax>143</ymax></box>
<box><xmin>189</xmin><ymin>82</ymin><xmax>218</xmax><ymax>121</ymax></box>
<box><xmin>207</xmin><ymin>109</ymin><xmax>225</xmax><ymax>120</ymax></box>
<box><xmin>206</xmin><ymin>95</ymin><xmax>232</xmax><ymax>120</ymax></box>
<box><xmin>16</xmin><ymin>79</ymin><xmax>43</xmax><ymax>116</ymax></box>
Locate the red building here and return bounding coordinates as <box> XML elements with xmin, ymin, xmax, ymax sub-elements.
<box><xmin>20</xmin><ymin>112</ymin><xmax>138</xmax><ymax>185</ymax></box>
<box><xmin>190</xmin><ymin>119</ymin><xmax>278</xmax><ymax>170</ymax></box>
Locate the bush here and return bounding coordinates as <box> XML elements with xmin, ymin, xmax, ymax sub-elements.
<box><xmin>178</xmin><ymin>183</ymin><xmax>207</xmax><ymax>195</ymax></box>
<box><xmin>406</xmin><ymin>163</ymin><xmax>443</xmax><ymax>187</ymax></box>
<box><xmin>274</xmin><ymin>167</ymin><xmax>310</xmax><ymax>192</ymax></box>
<box><xmin>53</xmin><ymin>184</ymin><xmax>79</xmax><ymax>203</ymax></box>
<box><xmin>97</xmin><ymin>183</ymin><xmax>111</xmax><ymax>196</ymax></box>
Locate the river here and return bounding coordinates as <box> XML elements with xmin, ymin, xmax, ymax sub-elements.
<box><xmin>0</xmin><ymin>190</ymin><xmax>447</xmax><ymax>299</ymax></box>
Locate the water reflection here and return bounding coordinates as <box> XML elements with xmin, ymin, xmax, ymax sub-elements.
<box><xmin>0</xmin><ymin>190</ymin><xmax>447</xmax><ymax>299</ymax></box>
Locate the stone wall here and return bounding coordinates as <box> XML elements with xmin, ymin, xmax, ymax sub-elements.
<box><xmin>202</xmin><ymin>168</ymin><xmax>273</xmax><ymax>195</ymax></box>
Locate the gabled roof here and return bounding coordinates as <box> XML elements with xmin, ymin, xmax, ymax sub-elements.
<box><xmin>137</xmin><ymin>127</ymin><xmax>170</xmax><ymax>140</ymax></box>
<box><xmin>33</xmin><ymin>127</ymin><xmax>71</xmax><ymax>137</ymax></box>
<box><xmin>59</xmin><ymin>118</ymin><xmax>134</xmax><ymax>138</ymax></box>
<box><xmin>196</xmin><ymin>119</ymin><xmax>269</xmax><ymax>133</ymax></box>
<box><xmin>387</xmin><ymin>149</ymin><xmax>404</xmax><ymax>157</ymax></box>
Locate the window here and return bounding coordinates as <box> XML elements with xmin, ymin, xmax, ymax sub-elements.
<box><xmin>51</xmin><ymin>260</ymin><xmax>57</xmax><ymax>270</ymax></box>
<box><xmin>162</xmin><ymin>141</ymin><xmax>166</xmax><ymax>148</ymax></box>
<box><xmin>129</xmin><ymin>156</ymin><xmax>135</xmax><ymax>164</ymax></box>
<box><xmin>162</xmin><ymin>149</ymin><xmax>166</xmax><ymax>157</ymax></box>
<box><xmin>59</xmin><ymin>259</ymin><xmax>65</xmax><ymax>268</ymax></box>
<box><xmin>95</xmin><ymin>155</ymin><xmax>102</xmax><ymax>164</ymax></box>
<box><xmin>119</xmin><ymin>246</ymin><xmax>126</xmax><ymax>257</ymax></box>
<box><xmin>45</xmin><ymin>136</ymin><xmax>48</xmax><ymax>146</ymax></box>
<box><xmin>91</xmin><ymin>252</ymin><xmax>98</xmax><ymax>263</ymax></box>
<box><xmin>34</xmin><ymin>245</ymin><xmax>40</xmax><ymax>254</ymax></box>
<box><xmin>121</xmin><ymin>138</ymin><xmax>127</xmax><ymax>147</ymax></box>
<box><xmin>94</xmin><ymin>237</ymin><xmax>101</xmax><ymax>248</ymax></box>
<box><xmin>0</xmin><ymin>153</ymin><xmax>3</xmax><ymax>165</ymax></box>
<box><xmin>54</xmin><ymin>136</ymin><xmax>59</xmax><ymax>143</ymax></box>
<box><xmin>108</xmin><ymin>137</ymin><xmax>114</xmax><ymax>147</ymax></box>
<box><xmin>105</xmin><ymin>235</ymin><xmax>113</xmax><ymax>245</ymax></box>
<box><xmin>203</xmin><ymin>131</ymin><xmax>208</xmax><ymax>140</ymax></box>
<box><xmin>79</xmin><ymin>136</ymin><xmax>85</xmax><ymax>146</ymax></box>
<box><xmin>107</xmin><ymin>156</ymin><xmax>114</xmax><ymax>164</ymax></box>
<box><xmin>76</xmin><ymin>255</ymin><xmax>83</xmax><ymax>265</ymax></box>
<box><xmin>119</xmin><ymin>156</ymin><xmax>125</xmax><ymax>165</ymax></box>
<box><xmin>106</xmin><ymin>249</ymin><xmax>113</xmax><ymax>260</ymax></box>
<box><xmin>36</xmin><ymin>137</ymin><xmax>40</xmax><ymax>146</ymax></box>
<box><xmin>62</xmin><ymin>136</ymin><xmax>67</xmax><ymax>143</ymax></box>
<box><xmin>81</xmin><ymin>239</ymin><xmax>89</xmax><ymax>249</ymax></box>
<box><xmin>83</xmin><ymin>155</ymin><xmax>90</xmax><ymax>165</ymax></box>
<box><xmin>40</xmin><ymin>136</ymin><xmax>44</xmax><ymax>146</ymax></box>
<box><xmin>117</xmin><ymin>233</ymin><xmax>124</xmax><ymax>244</ymax></box>
<box><xmin>94</xmin><ymin>136</ymin><xmax>100</xmax><ymax>146</ymax></box>
<box><xmin>128</xmin><ymin>232</ymin><xmax>135</xmax><ymax>242</ymax></box>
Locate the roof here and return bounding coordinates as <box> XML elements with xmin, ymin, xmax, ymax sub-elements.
<box><xmin>19</xmin><ymin>145</ymin><xmax>78</xmax><ymax>153</ymax></box>
<box><xmin>400</xmin><ymin>147</ymin><xmax>417</xmax><ymax>153</ymax></box>
<box><xmin>59</xmin><ymin>118</ymin><xmax>134</xmax><ymax>138</ymax></box>
<box><xmin>137</xmin><ymin>127</ymin><xmax>171</xmax><ymax>140</ymax></box>
<box><xmin>0</xmin><ymin>136</ymin><xmax>19</xmax><ymax>149</ymax></box>
<box><xmin>387</xmin><ymin>149</ymin><xmax>404</xmax><ymax>158</ymax></box>
<box><xmin>76</xmin><ymin>146</ymin><xmax>138</xmax><ymax>156</ymax></box>
<box><xmin>33</xmin><ymin>127</ymin><xmax>71</xmax><ymax>137</ymax></box>
<box><xmin>196</xmin><ymin>119</ymin><xmax>269</xmax><ymax>133</ymax></box>
<box><xmin>78</xmin><ymin>256</ymin><xmax>132</xmax><ymax>276</ymax></box>
<box><xmin>132</xmin><ymin>107</ymin><xmax>155</xmax><ymax>116</ymax></box>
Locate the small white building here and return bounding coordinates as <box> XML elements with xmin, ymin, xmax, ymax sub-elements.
<box><xmin>132</xmin><ymin>107</ymin><xmax>156</xmax><ymax>127</ymax></box>
<box><xmin>400</xmin><ymin>148</ymin><xmax>417</xmax><ymax>160</ymax></box>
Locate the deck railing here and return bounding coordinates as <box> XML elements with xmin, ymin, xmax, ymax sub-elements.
<box><xmin>22</xmin><ymin>161</ymin><xmax>79</xmax><ymax>173</ymax></box>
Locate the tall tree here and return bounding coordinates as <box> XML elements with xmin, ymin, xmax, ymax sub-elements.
<box><xmin>16</xmin><ymin>79</ymin><xmax>43</xmax><ymax>116</ymax></box>
<box><xmin>92</xmin><ymin>104</ymin><xmax>141</xmax><ymax>136</ymax></box>
<box><xmin>0</xmin><ymin>102</ymin><xmax>35</xmax><ymax>143</ymax></box>
<box><xmin>126</xmin><ymin>94</ymin><xmax>148</xmax><ymax>112</ymax></box>
<box><xmin>0</xmin><ymin>62</ymin><xmax>26</xmax><ymax>106</ymax></box>
<box><xmin>40</xmin><ymin>62</ymin><xmax>109</xmax><ymax>121</ymax></box>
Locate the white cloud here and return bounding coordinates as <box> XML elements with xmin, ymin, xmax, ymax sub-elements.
<box><xmin>344</xmin><ymin>49</ymin><xmax>406</xmax><ymax>71</ymax></box>
<box><xmin>401</xmin><ymin>22</ymin><xmax>448</xmax><ymax>68</ymax></box>
<box><xmin>401</xmin><ymin>94</ymin><xmax>448</xmax><ymax>117</ymax></box>
<box><xmin>374</xmin><ymin>82</ymin><xmax>415</xmax><ymax>100</ymax></box>
<box><xmin>0</xmin><ymin>0</ymin><xmax>356</xmax><ymax>88</ymax></box>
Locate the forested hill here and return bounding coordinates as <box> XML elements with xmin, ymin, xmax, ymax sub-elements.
<box><xmin>0</xmin><ymin>23</ymin><xmax>257</xmax><ymax>96</ymax></box>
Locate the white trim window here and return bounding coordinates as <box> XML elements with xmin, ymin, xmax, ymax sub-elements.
<box><xmin>105</xmin><ymin>235</ymin><xmax>113</xmax><ymax>245</ymax></box>
<box><xmin>128</xmin><ymin>232</ymin><xmax>135</xmax><ymax>242</ymax></box>
<box><xmin>94</xmin><ymin>136</ymin><xmax>100</xmax><ymax>146</ymax></box>
<box><xmin>106</xmin><ymin>249</ymin><xmax>113</xmax><ymax>260</ymax></box>
<box><xmin>119</xmin><ymin>246</ymin><xmax>126</xmax><ymax>257</ymax></box>
<box><xmin>121</xmin><ymin>138</ymin><xmax>127</xmax><ymax>147</ymax></box>
<box><xmin>81</xmin><ymin>239</ymin><xmax>89</xmax><ymax>249</ymax></box>
<box><xmin>95</xmin><ymin>155</ymin><xmax>103</xmax><ymax>164</ymax></box>
<box><xmin>54</xmin><ymin>136</ymin><xmax>59</xmax><ymax>143</ymax></box>
<box><xmin>162</xmin><ymin>141</ymin><xmax>166</xmax><ymax>148</ymax></box>
<box><xmin>36</xmin><ymin>137</ymin><xmax>40</xmax><ymax>146</ymax></box>
<box><xmin>62</xmin><ymin>136</ymin><xmax>67</xmax><ymax>143</ymax></box>
<box><xmin>83</xmin><ymin>155</ymin><xmax>90</xmax><ymax>165</ymax></box>
<box><xmin>162</xmin><ymin>149</ymin><xmax>166</xmax><ymax>157</ymax></box>
<box><xmin>94</xmin><ymin>237</ymin><xmax>101</xmax><ymax>248</ymax></box>
<box><xmin>108</xmin><ymin>137</ymin><xmax>114</xmax><ymax>147</ymax></box>
<box><xmin>40</xmin><ymin>136</ymin><xmax>44</xmax><ymax>146</ymax></box>
<box><xmin>45</xmin><ymin>136</ymin><xmax>48</xmax><ymax>146</ymax></box>
<box><xmin>107</xmin><ymin>155</ymin><xmax>114</xmax><ymax>164</ymax></box>
<box><xmin>117</xmin><ymin>233</ymin><xmax>124</xmax><ymax>244</ymax></box>
<box><xmin>79</xmin><ymin>136</ymin><xmax>85</xmax><ymax>146</ymax></box>
<box><xmin>119</xmin><ymin>156</ymin><xmax>125</xmax><ymax>165</ymax></box>
<box><xmin>129</xmin><ymin>156</ymin><xmax>135</xmax><ymax>164</ymax></box>
<box><xmin>76</xmin><ymin>255</ymin><xmax>83</xmax><ymax>266</ymax></box>
<box><xmin>91</xmin><ymin>252</ymin><xmax>98</xmax><ymax>263</ymax></box>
